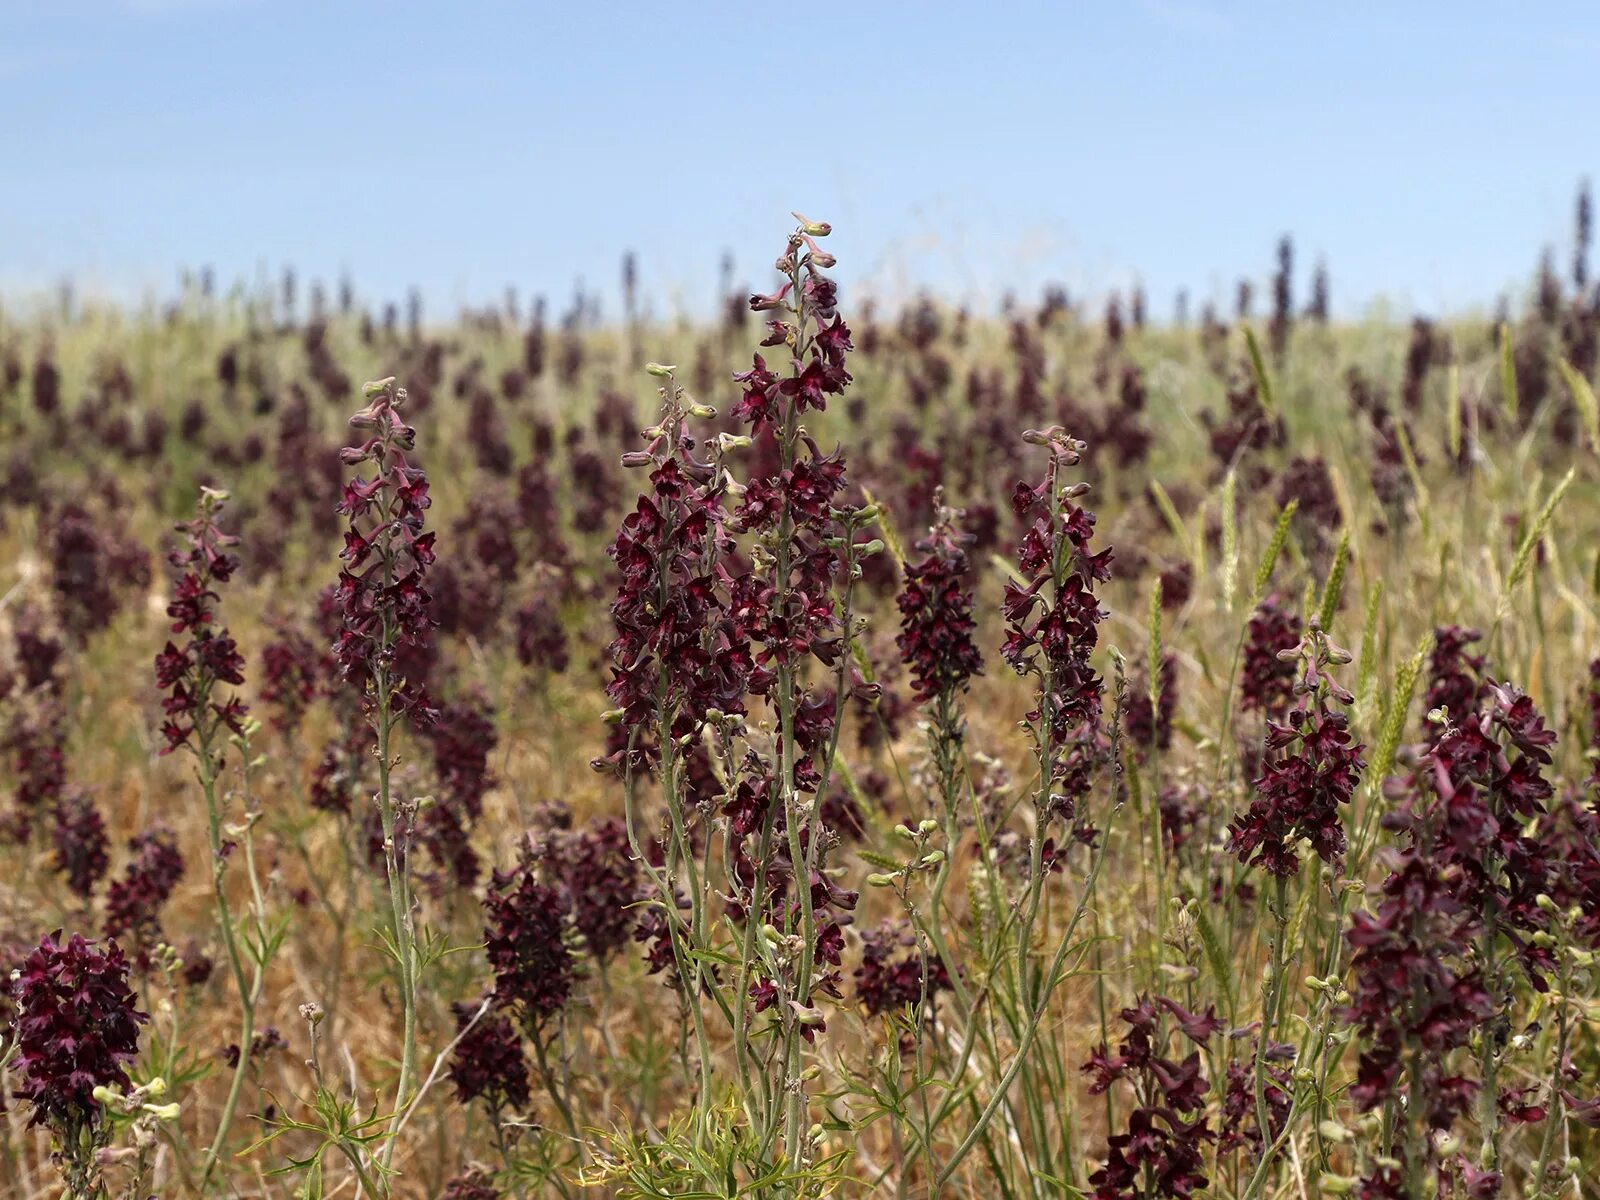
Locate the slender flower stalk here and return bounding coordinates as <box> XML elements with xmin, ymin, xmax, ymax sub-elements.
<box><xmin>334</xmin><ymin>376</ymin><xmax>439</xmax><ymax>1176</ymax></box>
<box><xmin>154</xmin><ymin>487</ymin><xmax>270</xmax><ymax>1190</ymax></box>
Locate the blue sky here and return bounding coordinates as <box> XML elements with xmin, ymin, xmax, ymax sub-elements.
<box><xmin>3</xmin><ymin>1</ymin><xmax>1596</xmax><ymax>319</ymax></box>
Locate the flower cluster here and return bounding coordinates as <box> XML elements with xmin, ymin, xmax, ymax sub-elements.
<box><xmin>333</xmin><ymin>377</ymin><xmax>438</xmax><ymax>725</ymax></box>
<box><xmin>853</xmin><ymin>919</ymin><xmax>951</xmax><ymax>1017</ymax></box>
<box><xmin>51</xmin><ymin>790</ymin><xmax>109</xmax><ymax>899</ymax></box>
<box><xmin>447</xmin><ymin>1000</ymin><xmax>531</xmax><ymax>1115</ymax></box>
<box><xmin>418</xmin><ymin>693</ymin><xmax>498</xmax><ymax>890</ymax></box>
<box><xmin>1239</xmin><ymin>594</ymin><xmax>1301</xmax><ymax>715</ymax></box>
<box><xmin>258</xmin><ymin>620</ymin><xmax>328</xmax><ymax>733</ymax></box>
<box><xmin>46</xmin><ymin>502</ymin><xmax>150</xmax><ymax>643</ymax></box>
<box><xmin>442</xmin><ymin>1167</ymin><xmax>503</xmax><ymax>1200</ymax></box>
<box><xmin>534</xmin><ymin>816</ymin><xmax>642</xmax><ymax>965</ymax></box>
<box><xmin>1127</xmin><ymin>652</ymin><xmax>1178</xmax><ymax>756</ymax></box>
<box><xmin>482</xmin><ymin>857</ymin><xmax>577</xmax><ymax>1032</ymax></box>
<box><xmin>1082</xmin><ymin>996</ymin><xmax>1215</xmax><ymax>1199</ymax></box>
<box><xmin>103</xmin><ymin>827</ymin><xmax>186</xmax><ymax>965</ymax></box>
<box><xmin>1002</xmin><ymin>428</ymin><xmax>1113</xmax><ymax>823</ymax></box>
<box><xmin>1228</xmin><ymin>625</ymin><xmax>1364</xmax><ymax>876</ymax></box>
<box><xmin>154</xmin><ymin>489</ymin><xmax>248</xmax><ymax>756</ymax></box>
<box><xmin>1417</xmin><ymin>682</ymin><xmax>1560</xmax><ymax>982</ymax></box>
<box><xmin>597</xmin><ymin>375</ymin><xmax>749</xmax><ymax>777</ymax></box>
<box><xmin>1343</xmin><ymin>835</ymin><xmax>1494</xmax><ymax>1189</ymax></box>
<box><xmin>1422</xmin><ymin>624</ymin><xmax>1489</xmax><ymax>737</ymax></box>
<box><xmin>8</xmin><ymin>932</ymin><xmax>147</xmax><ymax>1133</ymax></box>
<box><xmin>896</xmin><ymin>499</ymin><xmax>983</xmax><ymax>704</ymax></box>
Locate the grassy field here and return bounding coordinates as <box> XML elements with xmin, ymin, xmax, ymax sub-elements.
<box><xmin>0</xmin><ymin>213</ymin><xmax>1597</xmax><ymax>1200</ymax></box>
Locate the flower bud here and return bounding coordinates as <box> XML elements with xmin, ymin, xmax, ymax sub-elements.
<box><xmin>792</xmin><ymin>213</ymin><xmax>831</xmax><ymax>237</ymax></box>
<box><xmin>644</xmin><ymin>362</ymin><xmax>677</xmax><ymax>378</ymax></box>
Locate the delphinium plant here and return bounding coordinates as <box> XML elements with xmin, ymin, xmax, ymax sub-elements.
<box><xmin>153</xmin><ymin>486</ymin><xmax>279</xmax><ymax>1188</ymax></box>
<box><xmin>592</xmin><ymin>215</ymin><xmax>879</xmax><ymax>1195</ymax></box>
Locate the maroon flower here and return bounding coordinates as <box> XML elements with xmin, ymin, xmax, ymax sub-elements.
<box><xmin>1083</xmin><ymin>997</ymin><xmax>1213</xmax><ymax>1199</ymax></box>
<box><xmin>853</xmin><ymin>919</ymin><xmax>951</xmax><ymax>1017</ymax></box>
<box><xmin>50</xmin><ymin>791</ymin><xmax>109</xmax><ymax>900</ymax></box>
<box><xmin>103</xmin><ymin>828</ymin><xmax>185</xmax><ymax>966</ymax></box>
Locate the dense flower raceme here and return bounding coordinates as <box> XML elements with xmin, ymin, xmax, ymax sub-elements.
<box><xmin>51</xmin><ymin>789</ymin><xmax>109</xmax><ymax>899</ymax></box>
<box><xmin>154</xmin><ymin>488</ymin><xmax>249</xmax><ymax>756</ymax></box>
<box><xmin>1238</xmin><ymin>594</ymin><xmax>1302</xmax><ymax>715</ymax></box>
<box><xmin>417</xmin><ymin>693</ymin><xmax>498</xmax><ymax>891</ymax></box>
<box><xmin>8</xmin><ymin>932</ymin><xmax>147</xmax><ymax>1132</ymax></box>
<box><xmin>483</xmin><ymin>855</ymin><xmax>578</xmax><ymax>1032</ymax></box>
<box><xmin>1413</xmin><ymin>682</ymin><xmax>1563</xmax><ymax>983</ymax></box>
<box><xmin>1422</xmin><ymin>624</ymin><xmax>1490</xmax><ymax>738</ymax></box>
<box><xmin>596</xmin><ymin>382</ymin><xmax>750</xmax><ymax>779</ymax></box>
<box><xmin>853</xmin><ymin>918</ymin><xmax>951</xmax><ymax>1017</ymax></box>
<box><xmin>1228</xmin><ymin>626</ymin><xmax>1365</xmax><ymax>877</ymax></box>
<box><xmin>1002</xmin><ymin>428</ymin><xmax>1113</xmax><ymax>826</ymax></box>
<box><xmin>1083</xmin><ymin>996</ymin><xmax>1217</xmax><ymax>1200</ymax></box>
<box><xmin>447</xmin><ymin>999</ymin><xmax>531</xmax><ymax>1115</ymax></box>
<box><xmin>1127</xmin><ymin>651</ymin><xmax>1178</xmax><ymax>756</ymax></box>
<box><xmin>103</xmin><ymin>827</ymin><xmax>186</xmax><ymax>966</ymax></box>
<box><xmin>333</xmin><ymin>377</ymin><xmax>439</xmax><ymax>726</ymax></box>
<box><xmin>1341</xmin><ymin>683</ymin><xmax>1583</xmax><ymax>1196</ymax></box>
<box><xmin>1343</xmin><ymin>827</ymin><xmax>1494</xmax><ymax>1190</ymax></box>
<box><xmin>531</xmin><ymin>815</ymin><xmax>643</xmax><ymax>965</ymax></box>
<box><xmin>896</xmin><ymin>499</ymin><xmax>983</xmax><ymax>705</ymax></box>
